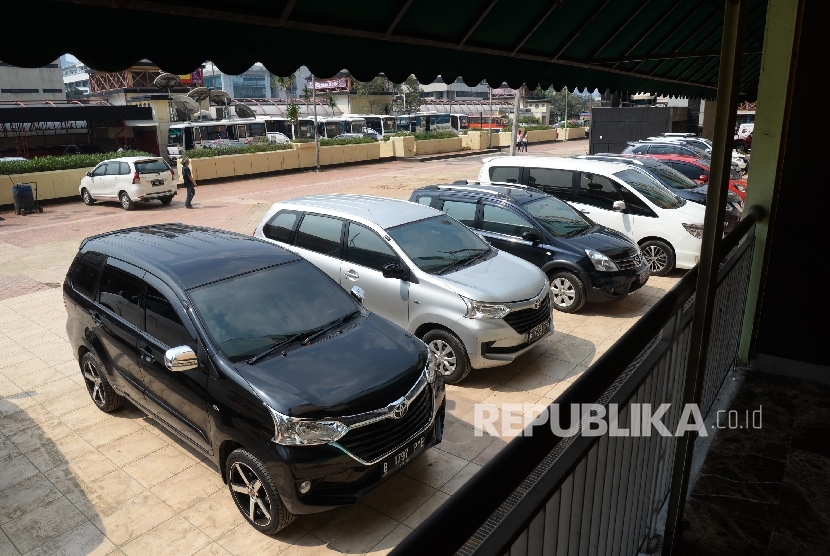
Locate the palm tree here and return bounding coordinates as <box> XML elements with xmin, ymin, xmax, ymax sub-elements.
<box><xmin>271</xmin><ymin>74</ymin><xmax>300</xmax><ymax>135</ymax></box>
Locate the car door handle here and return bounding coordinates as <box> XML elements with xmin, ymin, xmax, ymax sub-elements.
<box><xmin>89</xmin><ymin>310</ymin><xmax>102</xmax><ymax>326</ymax></box>
<box><xmin>138</xmin><ymin>346</ymin><xmax>155</xmax><ymax>364</ymax></box>
<box><xmin>344</xmin><ymin>269</ymin><xmax>360</xmax><ymax>280</ymax></box>
<box><xmin>580</xmin><ymin>210</ymin><xmax>590</xmax><ymax>214</ymax></box>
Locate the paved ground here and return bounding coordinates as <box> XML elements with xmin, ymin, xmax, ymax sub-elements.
<box><xmin>0</xmin><ymin>140</ymin><xmax>683</xmax><ymax>555</ymax></box>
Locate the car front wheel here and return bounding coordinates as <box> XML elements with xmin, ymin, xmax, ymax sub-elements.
<box><xmin>640</xmin><ymin>240</ymin><xmax>675</xmax><ymax>276</ymax></box>
<box><xmin>81</xmin><ymin>188</ymin><xmax>95</xmax><ymax>205</ymax></box>
<box><xmin>549</xmin><ymin>270</ymin><xmax>586</xmax><ymax>313</ymax></box>
<box><xmin>226</xmin><ymin>449</ymin><xmax>295</xmax><ymax>535</ymax></box>
<box><xmin>119</xmin><ymin>192</ymin><xmax>134</xmax><ymax>211</ymax></box>
<box><xmin>423</xmin><ymin>328</ymin><xmax>471</xmax><ymax>384</ymax></box>
<box><xmin>80</xmin><ymin>351</ymin><xmax>124</xmax><ymax>413</ymax></box>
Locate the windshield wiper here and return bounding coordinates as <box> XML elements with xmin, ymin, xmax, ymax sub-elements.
<box><xmin>302</xmin><ymin>310</ymin><xmax>360</xmax><ymax>346</ymax></box>
<box><xmin>437</xmin><ymin>248</ymin><xmax>489</xmax><ymax>275</ymax></box>
<box><xmin>246</xmin><ymin>333</ymin><xmax>306</xmax><ymax>364</ymax></box>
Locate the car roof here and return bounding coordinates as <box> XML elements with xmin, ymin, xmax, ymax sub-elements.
<box><xmin>96</xmin><ymin>157</ymin><xmax>165</xmax><ymax>163</ymax></box>
<box><xmin>414</xmin><ymin>183</ymin><xmax>550</xmax><ymax>204</ymax></box>
<box><xmin>277</xmin><ymin>194</ymin><xmax>442</xmax><ymax>229</ymax></box>
<box><xmin>83</xmin><ymin>224</ymin><xmax>300</xmax><ymax>290</ymax></box>
<box><xmin>484</xmin><ymin>155</ymin><xmax>631</xmax><ymax>174</ymax></box>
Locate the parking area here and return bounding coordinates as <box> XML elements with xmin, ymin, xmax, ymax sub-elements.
<box><xmin>0</xmin><ymin>140</ymin><xmax>682</xmax><ymax>555</ymax></box>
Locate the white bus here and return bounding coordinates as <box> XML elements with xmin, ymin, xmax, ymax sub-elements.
<box><xmin>317</xmin><ymin>116</ymin><xmax>368</xmax><ymax>138</ymax></box>
<box><xmin>260</xmin><ymin>117</ymin><xmax>316</xmax><ymax>142</ymax></box>
<box><xmin>362</xmin><ymin>115</ymin><xmax>397</xmax><ymax>138</ymax></box>
<box><xmin>167</xmin><ymin>119</ymin><xmax>266</xmax><ymax>159</ymax></box>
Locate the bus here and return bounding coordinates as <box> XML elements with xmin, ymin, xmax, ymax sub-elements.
<box><xmin>396</xmin><ymin>115</ymin><xmax>416</xmax><ymax>133</ymax></box>
<box><xmin>260</xmin><ymin>117</ymin><xmax>316</xmax><ymax>142</ymax></box>
<box><xmin>469</xmin><ymin>115</ymin><xmax>506</xmax><ymax>132</ymax></box>
<box><xmin>167</xmin><ymin>119</ymin><xmax>266</xmax><ymax>159</ymax></box>
<box><xmin>317</xmin><ymin>116</ymin><xmax>368</xmax><ymax>138</ymax></box>
<box><xmin>362</xmin><ymin>115</ymin><xmax>397</xmax><ymax>138</ymax></box>
<box><xmin>450</xmin><ymin>114</ymin><xmax>469</xmax><ymax>133</ymax></box>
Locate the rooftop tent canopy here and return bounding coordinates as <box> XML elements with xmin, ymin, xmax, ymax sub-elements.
<box><xmin>1</xmin><ymin>0</ymin><xmax>766</xmax><ymax>100</ymax></box>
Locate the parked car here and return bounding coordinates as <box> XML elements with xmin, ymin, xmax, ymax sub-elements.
<box><xmin>409</xmin><ymin>183</ymin><xmax>649</xmax><ymax>313</ymax></box>
<box><xmin>255</xmin><ymin>194</ymin><xmax>551</xmax><ymax>383</ymax></box>
<box><xmin>0</xmin><ymin>156</ymin><xmax>26</xmax><ymax>162</ymax></box>
<box><xmin>624</xmin><ymin>140</ymin><xmax>742</xmax><ymax>174</ymax></box>
<box><xmin>79</xmin><ymin>157</ymin><xmax>177</xmax><ymax>210</ymax></box>
<box><xmin>63</xmin><ymin>144</ymin><xmax>105</xmax><ymax>156</ymax></box>
<box><xmin>635</xmin><ymin>153</ymin><xmax>747</xmax><ymax>200</ymax></box>
<box><xmin>478</xmin><ymin>156</ymin><xmax>706</xmax><ymax>276</ymax></box>
<box><xmin>64</xmin><ymin>224</ymin><xmax>445</xmax><ymax>534</ymax></box>
<box><xmin>647</xmin><ymin>135</ymin><xmax>749</xmax><ymax>173</ymax></box>
<box><xmin>573</xmin><ymin>154</ymin><xmax>743</xmax><ymax>233</ymax></box>
<box><xmin>734</xmin><ymin>131</ymin><xmax>752</xmax><ymax>153</ymax></box>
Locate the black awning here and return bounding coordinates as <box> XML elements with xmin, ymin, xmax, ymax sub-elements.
<box><xmin>0</xmin><ymin>0</ymin><xmax>768</xmax><ymax>99</ymax></box>
<box><xmin>0</xmin><ymin>105</ymin><xmax>153</xmax><ymax>124</ymax></box>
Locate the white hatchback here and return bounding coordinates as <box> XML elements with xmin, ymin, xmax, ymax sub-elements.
<box><xmin>478</xmin><ymin>156</ymin><xmax>706</xmax><ymax>275</ymax></box>
<box><xmin>79</xmin><ymin>157</ymin><xmax>177</xmax><ymax>210</ymax></box>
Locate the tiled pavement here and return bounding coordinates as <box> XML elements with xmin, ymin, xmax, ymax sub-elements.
<box><xmin>0</xmin><ymin>143</ymin><xmax>681</xmax><ymax>555</ymax></box>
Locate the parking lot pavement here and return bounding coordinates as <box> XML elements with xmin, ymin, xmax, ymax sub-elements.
<box><xmin>0</xmin><ymin>143</ymin><xmax>680</xmax><ymax>555</ymax></box>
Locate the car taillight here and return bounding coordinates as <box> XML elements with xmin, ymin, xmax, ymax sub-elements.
<box><xmin>132</xmin><ymin>171</ymin><xmax>140</xmax><ymax>184</ymax></box>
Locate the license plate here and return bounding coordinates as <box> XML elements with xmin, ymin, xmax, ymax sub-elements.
<box><xmin>528</xmin><ymin>320</ymin><xmax>550</xmax><ymax>344</ymax></box>
<box><xmin>382</xmin><ymin>436</ymin><xmax>426</xmax><ymax>476</ymax></box>
<box><xmin>152</xmin><ymin>179</ymin><xmax>164</xmax><ymax>186</ymax></box>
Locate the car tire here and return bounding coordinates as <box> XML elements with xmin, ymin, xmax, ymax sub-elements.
<box><xmin>226</xmin><ymin>449</ymin><xmax>296</xmax><ymax>535</ymax></box>
<box><xmin>160</xmin><ymin>196</ymin><xmax>173</xmax><ymax>205</ymax></box>
<box><xmin>81</xmin><ymin>188</ymin><xmax>95</xmax><ymax>205</ymax></box>
<box><xmin>549</xmin><ymin>270</ymin><xmax>586</xmax><ymax>313</ymax></box>
<box><xmin>423</xmin><ymin>328</ymin><xmax>471</xmax><ymax>384</ymax></box>
<box><xmin>119</xmin><ymin>192</ymin><xmax>134</xmax><ymax>211</ymax></box>
<box><xmin>640</xmin><ymin>239</ymin><xmax>675</xmax><ymax>276</ymax></box>
<box><xmin>80</xmin><ymin>351</ymin><xmax>124</xmax><ymax>413</ymax></box>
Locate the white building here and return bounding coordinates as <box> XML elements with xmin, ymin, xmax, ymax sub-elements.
<box><xmin>420</xmin><ymin>76</ymin><xmax>489</xmax><ymax>101</ymax></box>
<box><xmin>0</xmin><ymin>60</ymin><xmax>65</xmax><ymax>102</ymax></box>
<box><xmin>63</xmin><ymin>61</ymin><xmax>91</xmax><ymax>95</ymax></box>
<box><xmin>201</xmin><ymin>62</ymin><xmax>312</xmax><ymax>100</ymax></box>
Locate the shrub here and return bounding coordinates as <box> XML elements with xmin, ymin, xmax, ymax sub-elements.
<box><xmin>0</xmin><ymin>150</ymin><xmax>152</xmax><ymax>175</ymax></box>
<box><xmin>557</xmin><ymin>121</ymin><xmax>583</xmax><ymax>128</ymax></box>
<box><xmin>412</xmin><ymin>131</ymin><xmax>458</xmax><ymax>141</ymax></box>
<box><xmin>185</xmin><ymin>143</ymin><xmax>293</xmax><ymax>158</ymax></box>
<box><xmin>522</xmin><ymin>125</ymin><xmax>554</xmax><ymax>131</ymax></box>
<box><xmin>318</xmin><ymin>137</ymin><xmax>378</xmax><ymax>146</ymax></box>
<box><xmin>519</xmin><ymin>116</ymin><xmax>540</xmax><ymax>124</ymax></box>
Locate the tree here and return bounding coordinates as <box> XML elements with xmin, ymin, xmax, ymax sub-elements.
<box><xmin>542</xmin><ymin>87</ymin><xmax>590</xmax><ymax>123</ymax></box>
<box><xmin>352</xmin><ymin>76</ymin><xmax>388</xmax><ymax>114</ymax></box>
<box><xmin>326</xmin><ymin>93</ymin><xmax>337</xmax><ymax>116</ymax></box>
<box><xmin>391</xmin><ymin>75</ymin><xmax>423</xmax><ymax>115</ymax></box>
<box><xmin>65</xmin><ymin>87</ymin><xmax>83</xmax><ymax>100</ymax></box>
<box><xmin>271</xmin><ymin>74</ymin><xmax>296</xmax><ymax>102</ymax></box>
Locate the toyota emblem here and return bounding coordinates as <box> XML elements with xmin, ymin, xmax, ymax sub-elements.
<box><xmin>533</xmin><ymin>299</ymin><xmax>541</xmax><ymax>310</ymax></box>
<box><xmin>391</xmin><ymin>403</ymin><xmax>408</xmax><ymax>419</ymax></box>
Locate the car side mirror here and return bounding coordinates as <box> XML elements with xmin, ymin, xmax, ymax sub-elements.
<box><xmin>521</xmin><ymin>230</ymin><xmax>541</xmax><ymax>243</ymax></box>
<box><xmin>382</xmin><ymin>262</ymin><xmax>409</xmax><ymax>280</ymax></box>
<box><xmin>699</xmin><ymin>174</ymin><xmax>708</xmax><ymax>183</ymax></box>
<box><xmin>164</xmin><ymin>346</ymin><xmax>198</xmax><ymax>372</ymax></box>
<box><xmin>613</xmin><ymin>200</ymin><xmax>626</xmax><ymax>212</ymax></box>
<box><xmin>350</xmin><ymin>286</ymin><xmax>366</xmax><ymax>304</ymax></box>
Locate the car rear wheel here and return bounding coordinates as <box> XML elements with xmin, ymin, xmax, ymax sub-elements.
<box><xmin>80</xmin><ymin>351</ymin><xmax>124</xmax><ymax>413</ymax></box>
<box><xmin>119</xmin><ymin>192</ymin><xmax>134</xmax><ymax>211</ymax></box>
<box><xmin>640</xmin><ymin>240</ymin><xmax>675</xmax><ymax>276</ymax></box>
<box><xmin>423</xmin><ymin>328</ymin><xmax>470</xmax><ymax>384</ymax></box>
<box><xmin>226</xmin><ymin>449</ymin><xmax>295</xmax><ymax>535</ymax></box>
<box><xmin>549</xmin><ymin>270</ymin><xmax>586</xmax><ymax>313</ymax></box>
<box><xmin>81</xmin><ymin>188</ymin><xmax>95</xmax><ymax>205</ymax></box>
<box><xmin>160</xmin><ymin>196</ymin><xmax>173</xmax><ymax>205</ymax></box>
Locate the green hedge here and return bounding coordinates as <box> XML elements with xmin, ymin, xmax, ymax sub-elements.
<box><xmin>0</xmin><ymin>150</ymin><xmax>152</xmax><ymax>175</ymax></box>
<box><xmin>185</xmin><ymin>143</ymin><xmax>293</xmax><ymax>158</ymax></box>
<box><xmin>412</xmin><ymin>131</ymin><xmax>458</xmax><ymax>141</ymax></box>
<box><xmin>522</xmin><ymin>125</ymin><xmax>554</xmax><ymax>131</ymax></box>
<box><xmin>318</xmin><ymin>137</ymin><xmax>377</xmax><ymax>146</ymax></box>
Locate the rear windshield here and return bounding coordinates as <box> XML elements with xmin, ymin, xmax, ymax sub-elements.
<box><xmin>135</xmin><ymin>160</ymin><xmax>170</xmax><ymax>174</ymax></box>
<box><xmin>614</xmin><ymin>169</ymin><xmax>681</xmax><ymax>209</ymax></box>
<box><xmin>646</xmin><ymin>163</ymin><xmax>698</xmax><ymax>190</ymax></box>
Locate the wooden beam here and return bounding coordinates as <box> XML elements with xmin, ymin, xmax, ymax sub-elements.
<box><xmin>611</xmin><ymin>0</ymin><xmax>686</xmax><ymax>68</ymax></box>
<box><xmin>551</xmin><ymin>0</ymin><xmax>612</xmax><ymax>60</ymax></box>
<box><xmin>279</xmin><ymin>0</ymin><xmax>296</xmax><ymax>26</ymax></box>
<box><xmin>460</xmin><ymin>0</ymin><xmax>499</xmax><ymax>45</ymax></box>
<box><xmin>594</xmin><ymin>48</ymin><xmax>760</xmax><ymax>64</ymax></box>
<box><xmin>512</xmin><ymin>0</ymin><xmax>561</xmax><ymax>54</ymax></box>
<box><xmin>586</xmin><ymin>0</ymin><xmax>652</xmax><ymax>59</ymax></box>
<box><xmin>386</xmin><ymin>0</ymin><xmax>414</xmax><ymax>35</ymax></box>
<box><xmin>633</xmin><ymin>6</ymin><xmax>721</xmax><ymax>73</ymax></box>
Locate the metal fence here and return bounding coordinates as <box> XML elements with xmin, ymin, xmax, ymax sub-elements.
<box><xmin>391</xmin><ymin>206</ymin><xmax>764</xmax><ymax>556</ymax></box>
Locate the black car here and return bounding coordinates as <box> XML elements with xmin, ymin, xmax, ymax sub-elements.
<box><xmin>572</xmin><ymin>154</ymin><xmax>744</xmax><ymax>232</ymax></box>
<box><xmin>64</xmin><ymin>224</ymin><xmax>444</xmax><ymax>534</ymax></box>
<box><xmin>409</xmin><ymin>184</ymin><xmax>649</xmax><ymax>313</ymax></box>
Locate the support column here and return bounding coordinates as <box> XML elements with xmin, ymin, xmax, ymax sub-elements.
<box><xmin>662</xmin><ymin>0</ymin><xmax>749</xmax><ymax>553</ymax></box>
<box><xmin>738</xmin><ymin>0</ymin><xmax>804</xmax><ymax>362</ymax></box>
<box><xmin>509</xmin><ymin>87</ymin><xmax>520</xmax><ymax>156</ymax></box>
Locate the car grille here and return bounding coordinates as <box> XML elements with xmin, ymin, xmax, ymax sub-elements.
<box><xmin>503</xmin><ymin>294</ymin><xmax>551</xmax><ymax>334</ymax></box>
<box><xmin>337</xmin><ymin>386</ymin><xmax>433</xmax><ymax>463</ymax></box>
<box><xmin>615</xmin><ymin>253</ymin><xmax>644</xmax><ymax>270</ymax></box>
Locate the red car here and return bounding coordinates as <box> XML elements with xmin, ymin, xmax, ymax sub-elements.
<box><xmin>632</xmin><ymin>154</ymin><xmax>746</xmax><ymax>201</ymax></box>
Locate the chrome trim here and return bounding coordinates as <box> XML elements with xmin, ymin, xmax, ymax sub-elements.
<box><xmin>338</xmin><ymin>370</ymin><xmax>429</xmax><ymax>428</ymax></box>
<box><xmin>505</xmin><ymin>286</ymin><xmax>549</xmax><ymax>312</ymax></box>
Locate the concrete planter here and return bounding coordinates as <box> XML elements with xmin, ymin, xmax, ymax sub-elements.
<box><xmin>414</xmin><ymin>137</ymin><xmax>463</xmax><ymax>156</ymax></box>
<box><xmin>557</xmin><ymin>128</ymin><xmax>586</xmax><ymax>140</ymax></box>
<box><xmin>1</xmin><ymin>167</ymin><xmax>92</xmax><ymax>205</ymax></box>
<box><xmin>526</xmin><ymin>129</ymin><xmax>558</xmax><ymax>142</ymax></box>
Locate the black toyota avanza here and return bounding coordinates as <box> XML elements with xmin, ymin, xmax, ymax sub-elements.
<box><xmin>64</xmin><ymin>224</ymin><xmax>444</xmax><ymax>534</ymax></box>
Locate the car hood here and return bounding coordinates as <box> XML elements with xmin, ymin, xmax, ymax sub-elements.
<box><xmin>233</xmin><ymin>313</ymin><xmax>427</xmax><ymax>419</ymax></box>
<box><xmin>692</xmin><ymin>185</ymin><xmax>742</xmax><ymax>205</ymax></box>
<box><xmin>438</xmin><ymin>249</ymin><xmax>547</xmax><ymax>303</ymax></box>
<box><xmin>566</xmin><ymin>227</ymin><xmax>639</xmax><ymax>260</ymax></box>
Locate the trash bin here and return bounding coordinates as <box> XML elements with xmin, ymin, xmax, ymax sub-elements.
<box><xmin>12</xmin><ymin>183</ymin><xmax>38</xmax><ymax>215</ymax></box>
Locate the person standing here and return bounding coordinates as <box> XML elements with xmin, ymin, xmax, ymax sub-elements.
<box><xmin>181</xmin><ymin>158</ymin><xmax>197</xmax><ymax>209</ymax></box>
<box><xmin>520</xmin><ymin>129</ymin><xmax>528</xmax><ymax>152</ymax></box>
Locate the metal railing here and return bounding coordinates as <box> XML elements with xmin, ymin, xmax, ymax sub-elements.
<box><xmin>391</xmin><ymin>206</ymin><xmax>765</xmax><ymax>556</ymax></box>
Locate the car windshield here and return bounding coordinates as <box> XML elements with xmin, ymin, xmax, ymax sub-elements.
<box><xmin>523</xmin><ymin>197</ymin><xmax>591</xmax><ymax>237</ymax></box>
<box><xmin>387</xmin><ymin>215</ymin><xmax>491</xmax><ymax>274</ymax></box>
<box><xmin>646</xmin><ymin>163</ymin><xmax>699</xmax><ymax>190</ymax></box>
<box><xmin>188</xmin><ymin>261</ymin><xmax>358</xmax><ymax>363</ymax></box>
<box><xmin>614</xmin><ymin>169</ymin><xmax>682</xmax><ymax>209</ymax></box>
<box><xmin>135</xmin><ymin>160</ymin><xmax>169</xmax><ymax>174</ymax></box>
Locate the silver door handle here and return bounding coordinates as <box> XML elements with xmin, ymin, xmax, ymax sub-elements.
<box><xmin>580</xmin><ymin>210</ymin><xmax>590</xmax><ymax>214</ymax></box>
<box><xmin>344</xmin><ymin>269</ymin><xmax>359</xmax><ymax>280</ymax></box>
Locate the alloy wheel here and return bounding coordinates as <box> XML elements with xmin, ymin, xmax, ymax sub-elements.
<box><xmin>229</xmin><ymin>462</ymin><xmax>273</xmax><ymax>526</ymax></box>
<box><xmin>82</xmin><ymin>358</ymin><xmax>105</xmax><ymax>407</ymax></box>
<box><xmin>643</xmin><ymin>245</ymin><xmax>668</xmax><ymax>273</ymax></box>
<box><xmin>120</xmin><ymin>194</ymin><xmax>131</xmax><ymax>210</ymax></box>
<box><xmin>550</xmin><ymin>277</ymin><xmax>575</xmax><ymax>309</ymax></box>
<box><xmin>428</xmin><ymin>339</ymin><xmax>457</xmax><ymax>376</ymax></box>
<box><xmin>83</xmin><ymin>190</ymin><xmax>93</xmax><ymax>205</ymax></box>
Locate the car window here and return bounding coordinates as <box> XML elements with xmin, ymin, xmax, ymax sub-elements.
<box><xmin>481</xmin><ymin>205</ymin><xmax>536</xmax><ymax>237</ymax></box>
<box><xmin>614</xmin><ymin>169</ymin><xmax>680</xmax><ymax>210</ymax></box>
<box><xmin>488</xmin><ymin>166</ymin><xmax>521</xmax><ymax>184</ymax></box>
<box><xmin>648</xmin><ymin>145</ymin><xmax>671</xmax><ymax>155</ymax></box>
<box><xmin>526</xmin><ymin>168</ymin><xmax>575</xmax><ymax>200</ymax></box>
<box><xmin>672</xmin><ymin>162</ymin><xmax>705</xmax><ymax>181</ymax></box>
<box><xmin>91</xmin><ymin>164</ymin><xmax>107</xmax><ymax>177</ymax></box>
<box><xmin>576</xmin><ymin>173</ymin><xmax>622</xmax><ymax>210</ymax></box>
<box><xmin>98</xmin><ymin>266</ymin><xmax>144</xmax><ymax>328</ymax></box>
<box><xmin>143</xmin><ymin>285</ymin><xmax>191</xmax><ymax>348</ymax></box>
<box><xmin>263</xmin><ymin>211</ymin><xmax>299</xmax><ymax>243</ymax></box>
<box><xmin>346</xmin><ymin>222</ymin><xmax>399</xmax><ymax>272</ymax></box>
<box><xmin>69</xmin><ymin>251</ymin><xmax>106</xmax><ymax>299</ymax></box>
<box><xmin>629</xmin><ymin>145</ymin><xmax>648</xmax><ymax>154</ymax></box>
<box><xmin>647</xmin><ymin>164</ymin><xmax>698</xmax><ymax>190</ymax></box>
<box><xmin>523</xmin><ymin>198</ymin><xmax>591</xmax><ymax>237</ymax></box>
<box><xmin>135</xmin><ymin>160</ymin><xmax>169</xmax><ymax>174</ymax></box>
<box><xmin>294</xmin><ymin>214</ymin><xmax>343</xmax><ymax>257</ymax></box>
<box><xmin>105</xmin><ymin>163</ymin><xmax>121</xmax><ymax>176</ymax></box>
<box><xmin>441</xmin><ymin>200</ymin><xmax>477</xmax><ymax>227</ymax></box>
<box><xmin>416</xmin><ymin>196</ymin><xmax>433</xmax><ymax>206</ymax></box>
<box><xmin>387</xmin><ymin>215</ymin><xmax>490</xmax><ymax>274</ymax></box>
<box><xmin>119</xmin><ymin>162</ymin><xmax>131</xmax><ymax>175</ymax></box>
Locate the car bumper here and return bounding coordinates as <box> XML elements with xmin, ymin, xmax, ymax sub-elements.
<box><xmin>674</xmin><ymin>234</ymin><xmax>703</xmax><ymax>270</ymax></box>
<box><xmin>586</xmin><ymin>266</ymin><xmax>650</xmax><ymax>303</ymax></box>
<box><xmin>264</xmin><ymin>383</ymin><xmax>446</xmax><ymax>514</ymax></box>
<box><xmin>136</xmin><ymin>190</ymin><xmax>177</xmax><ymax>201</ymax></box>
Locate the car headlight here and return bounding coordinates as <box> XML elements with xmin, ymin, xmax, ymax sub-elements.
<box><xmin>461</xmin><ymin>296</ymin><xmax>510</xmax><ymax>319</ymax></box>
<box><xmin>425</xmin><ymin>350</ymin><xmax>437</xmax><ymax>383</ymax></box>
<box><xmin>267</xmin><ymin>407</ymin><xmax>348</xmax><ymax>446</ymax></box>
<box><xmin>682</xmin><ymin>223</ymin><xmax>704</xmax><ymax>239</ymax></box>
<box><xmin>585</xmin><ymin>249</ymin><xmax>618</xmax><ymax>272</ymax></box>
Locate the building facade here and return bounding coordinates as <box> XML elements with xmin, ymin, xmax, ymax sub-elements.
<box><xmin>0</xmin><ymin>61</ymin><xmax>65</xmax><ymax>102</ymax></box>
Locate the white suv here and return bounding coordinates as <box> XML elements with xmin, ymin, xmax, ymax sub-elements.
<box><xmin>79</xmin><ymin>157</ymin><xmax>177</xmax><ymax>210</ymax></box>
<box><xmin>478</xmin><ymin>156</ymin><xmax>706</xmax><ymax>275</ymax></box>
<box><xmin>255</xmin><ymin>194</ymin><xmax>551</xmax><ymax>383</ymax></box>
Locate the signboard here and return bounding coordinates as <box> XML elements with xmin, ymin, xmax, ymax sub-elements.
<box><xmin>179</xmin><ymin>69</ymin><xmax>204</xmax><ymax>85</ymax></box>
<box><xmin>491</xmin><ymin>87</ymin><xmax>518</xmax><ymax>96</ymax></box>
<box><xmin>314</xmin><ymin>77</ymin><xmax>348</xmax><ymax>90</ymax></box>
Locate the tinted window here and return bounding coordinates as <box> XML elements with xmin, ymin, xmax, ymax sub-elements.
<box><xmin>69</xmin><ymin>251</ymin><xmax>105</xmax><ymax>298</ymax></box>
<box><xmin>481</xmin><ymin>205</ymin><xmax>535</xmax><ymax>237</ymax></box>
<box><xmin>524</xmin><ymin>198</ymin><xmax>591</xmax><ymax>237</ymax></box>
<box><xmin>105</xmin><ymin>163</ymin><xmax>121</xmax><ymax>176</ymax></box>
<box><xmin>294</xmin><ymin>214</ymin><xmax>343</xmax><ymax>257</ymax></box>
<box><xmin>416</xmin><ymin>196</ymin><xmax>433</xmax><ymax>206</ymax></box>
<box><xmin>91</xmin><ymin>164</ymin><xmax>107</xmax><ymax>177</ymax></box>
<box><xmin>648</xmin><ymin>145</ymin><xmax>672</xmax><ymax>155</ymax></box>
<box><xmin>143</xmin><ymin>285</ymin><xmax>191</xmax><ymax>348</ymax></box>
<box><xmin>189</xmin><ymin>261</ymin><xmax>358</xmax><ymax>362</ymax></box>
<box><xmin>346</xmin><ymin>223</ymin><xmax>398</xmax><ymax>271</ymax></box>
<box><xmin>442</xmin><ymin>200</ymin><xmax>477</xmax><ymax>227</ymax></box>
<box><xmin>488</xmin><ymin>166</ymin><xmax>521</xmax><ymax>183</ymax></box>
<box><xmin>647</xmin><ymin>164</ymin><xmax>698</xmax><ymax>190</ymax></box>
<box><xmin>577</xmin><ymin>174</ymin><xmax>622</xmax><ymax>210</ymax></box>
<box><xmin>135</xmin><ymin>160</ymin><xmax>169</xmax><ymax>174</ymax></box>
<box><xmin>98</xmin><ymin>266</ymin><xmax>143</xmax><ymax>328</ymax></box>
<box><xmin>119</xmin><ymin>162</ymin><xmax>131</xmax><ymax>175</ymax></box>
<box><xmin>629</xmin><ymin>145</ymin><xmax>648</xmax><ymax>154</ymax></box>
<box><xmin>614</xmin><ymin>169</ymin><xmax>680</xmax><ymax>209</ymax></box>
<box><xmin>672</xmin><ymin>162</ymin><xmax>706</xmax><ymax>181</ymax></box>
<box><xmin>263</xmin><ymin>211</ymin><xmax>299</xmax><ymax>243</ymax></box>
<box><xmin>527</xmin><ymin>168</ymin><xmax>575</xmax><ymax>200</ymax></box>
<box><xmin>388</xmin><ymin>216</ymin><xmax>490</xmax><ymax>274</ymax></box>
